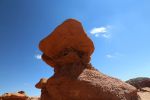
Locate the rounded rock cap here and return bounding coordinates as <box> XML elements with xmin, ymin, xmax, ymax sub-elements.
<box><xmin>35</xmin><ymin>78</ymin><xmax>48</xmax><ymax>89</ymax></box>
<box><xmin>39</xmin><ymin>19</ymin><xmax>94</xmax><ymax>67</ymax></box>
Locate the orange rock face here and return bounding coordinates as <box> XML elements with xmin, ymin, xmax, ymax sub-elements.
<box><xmin>45</xmin><ymin>65</ymin><xmax>140</xmax><ymax>100</ymax></box>
<box><xmin>36</xmin><ymin>19</ymin><xmax>140</xmax><ymax>100</ymax></box>
<box><xmin>39</xmin><ymin>19</ymin><xmax>94</xmax><ymax>68</ymax></box>
<box><xmin>35</xmin><ymin>78</ymin><xmax>50</xmax><ymax>100</ymax></box>
<box><xmin>35</xmin><ymin>78</ymin><xmax>48</xmax><ymax>89</ymax></box>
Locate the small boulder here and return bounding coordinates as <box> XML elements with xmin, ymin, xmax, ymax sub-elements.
<box><xmin>126</xmin><ymin>77</ymin><xmax>150</xmax><ymax>91</ymax></box>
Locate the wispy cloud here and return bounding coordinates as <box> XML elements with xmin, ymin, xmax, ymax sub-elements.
<box><xmin>35</xmin><ymin>54</ymin><xmax>42</xmax><ymax>60</ymax></box>
<box><xmin>106</xmin><ymin>52</ymin><xmax>124</xmax><ymax>59</ymax></box>
<box><xmin>90</xmin><ymin>27</ymin><xmax>107</xmax><ymax>34</ymax></box>
<box><xmin>106</xmin><ymin>52</ymin><xmax>123</xmax><ymax>59</ymax></box>
<box><xmin>90</xmin><ymin>26</ymin><xmax>111</xmax><ymax>38</ymax></box>
<box><xmin>106</xmin><ymin>54</ymin><xmax>114</xmax><ymax>58</ymax></box>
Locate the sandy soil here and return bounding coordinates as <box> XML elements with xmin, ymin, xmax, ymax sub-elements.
<box><xmin>138</xmin><ymin>87</ymin><xmax>150</xmax><ymax>100</ymax></box>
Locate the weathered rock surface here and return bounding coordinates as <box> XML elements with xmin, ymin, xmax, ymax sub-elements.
<box><xmin>126</xmin><ymin>77</ymin><xmax>150</xmax><ymax>91</ymax></box>
<box><xmin>35</xmin><ymin>78</ymin><xmax>49</xmax><ymax>100</ymax></box>
<box><xmin>36</xmin><ymin>19</ymin><xmax>140</xmax><ymax>100</ymax></box>
<box><xmin>35</xmin><ymin>78</ymin><xmax>48</xmax><ymax>89</ymax></box>
<box><xmin>46</xmin><ymin>65</ymin><xmax>140</xmax><ymax>100</ymax></box>
<box><xmin>39</xmin><ymin>19</ymin><xmax>94</xmax><ymax>68</ymax></box>
<box><xmin>0</xmin><ymin>91</ymin><xmax>29</xmax><ymax>100</ymax></box>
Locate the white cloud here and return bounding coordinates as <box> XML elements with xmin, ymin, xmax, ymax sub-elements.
<box><xmin>90</xmin><ymin>27</ymin><xmax>107</xmax><ymax>34</ymax></box>
<box><xmin>106</xmin><ymin>54</ymin><xmax>114</xmax><ymax>58</ymax></box>
<box><xmin>106</xmin><ymin>52</ymin><xmax>123</xmax><ymax>59</ymax></box>
<box><xmin>35</xmin><ymin>54</ymin><xmax>42</xmax><ymax>60</ymax></box>
<box><xmin>90</xmin><ymin>26</ymin><xmax>111</xmax><ymax>38</ymax></box>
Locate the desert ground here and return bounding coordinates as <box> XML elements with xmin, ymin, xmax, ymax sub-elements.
<box><xmin>138</xmin><ymin>87</ymin><xmax>150</xmax><ymax>100</ymax></box>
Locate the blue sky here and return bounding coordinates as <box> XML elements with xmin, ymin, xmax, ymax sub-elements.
<box><xmin>0</xmin><ymin>0</ymin><xmax>150</xmax><ymax>96</ymax></box>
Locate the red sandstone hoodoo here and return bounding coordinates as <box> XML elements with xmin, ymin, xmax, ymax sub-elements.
<box><xmin>36</xmin><ymin>19</ymin><xmax>140</xmax><ymax>100</ymax></box>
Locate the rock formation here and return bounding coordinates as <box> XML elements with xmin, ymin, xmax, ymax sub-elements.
<box><xmin>35</xmin><ymin>78</ymin><xmax>49</xmax><ymax>100</ymax></box>
<box><xmin>36</xmin><ymin>19</ymin><xmax>140</xmax><ymax>100</ymax></box>
<box><xmin>126</xmin><ymin>77</ymin><xmax>150</xmax><ymax>91</ymax></box>
<box><xmin>0</xmin><ymin>91</ymin><xmax>40</xmax><ymax>100</ymax></box>
<box><xmin>0</xmin><ymin>91</ymin><xmax>29</xmax><ymax>100</ymax></box>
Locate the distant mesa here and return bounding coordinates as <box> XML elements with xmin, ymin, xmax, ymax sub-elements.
<box><xmin>35</xmin><ymin>19</ymin><xmax>140</xmax><ymax>100</ymax></box>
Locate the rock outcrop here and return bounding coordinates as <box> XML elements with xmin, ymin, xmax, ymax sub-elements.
<box><xmin>0</xmin><ymin>91</ymin><xmax>29</xmax><ymax>100</ymax></box>
<box><xmin>126</xmin><ymin>77</ymin><xmax>150</xmax><ymax>91</ymax></box>
<box><xmin>39</xmin><ymin>19</ymin><xmax>94</xmax><ymax>70</ymax></box>
<box><xmin>36</xmin><ymin>19</ymin><xmax>140</xmax><ymax>100</ymax></box>
<box><xmin>35</xmin><ymin>78</ymin><xmax>49</xmax><ymax>100</ymax></box>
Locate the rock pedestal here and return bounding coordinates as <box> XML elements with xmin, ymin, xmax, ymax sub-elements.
<box><xmin>36</xmin><ymin>19</ymin><xmax>140</xmax><ymax>100</ymax></box>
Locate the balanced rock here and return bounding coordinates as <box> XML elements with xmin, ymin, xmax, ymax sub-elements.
<box><xmin>37</xmin><ymin>19</ymin><xmax>140</xmax><ymax>100</ymax></box>
<box><xmin>39</xmin><ymin>19</ymin><xmax>94</xmax><ymax>69</ymax></box>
